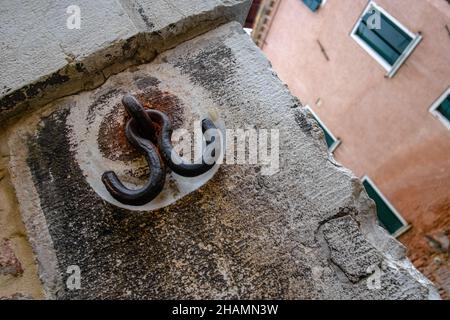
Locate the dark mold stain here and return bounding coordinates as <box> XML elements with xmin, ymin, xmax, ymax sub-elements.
<box><xmin>294</xmin><ymin>110</ymin><xmax>313</xmax><ymax>135</ymax></box>
<box><xmin>135</xmin><ymin>4</ymin><xmax>155</xmax><ymax>30</ymax></box>
<box><xmin>0</xmin><ymin>71</ymin><xmax>70</xmax><ymax>112</ymax></box>
<box><xmin>173</xmin><ymin>43</ymin><xmax>237</xmax><ymax>99</ymax></box>
<box><xmin>121</xmin><ymin>37</ymin><xmax>136</xmax><ymax>54</ymax></box>
<box><xmin>24</xmin><ymin>72</ymin><xmax>70</xmax><ymax>98</ymax></box>
<box><xmin>134</xmin><ymin>76</ymin><xmax>160</xmax><ymax>90</ymax></box>
<box><xmin>0</xmin><ymin>90</ymin><xmax>26</xmax><ymax>111</ymax></box>
<box><xmin>1</xmin><ymin>86</ymin><xmax>12</xmax><ymax>95</ymax></box>
<box><xmin>75</xmin><ymin>62</ymin><xmax>87</xmax><ymax>73</ymax></box>
<box><xmin>151</xmin><ymin>30</ymin><xmax>163</xmax><ymax>37</ymax></box>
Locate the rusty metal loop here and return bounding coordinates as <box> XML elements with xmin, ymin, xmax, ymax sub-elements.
<box><xmin>122</xmin><ymin>93</ymin><xmax>156</xmax><ymax>141</ymax></box>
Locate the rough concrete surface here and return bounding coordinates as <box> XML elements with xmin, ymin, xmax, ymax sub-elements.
<box><xmin>0</xmin><ymin>0</ymin><xmax>252</xmax><ymax>123</ymax></box>
<box><xmin>4</xmin><ymin>22</ymin><xmax>440</xmax><ymax>299</ymax></box>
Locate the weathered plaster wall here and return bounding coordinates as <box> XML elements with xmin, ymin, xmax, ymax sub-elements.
<box><xmin>0</xmin><ymin>137</ymin><xmax>44</xmax><ymax>299</ymax></box>
<box><xmin>261</xmin><ymin>0</ymin><xmax>450</xmax><ymax>298</ymax></box>
<box><xmin>4</xmin><ymin>22</ymin><xmax>440</xmax><ymax>299</ymax></box>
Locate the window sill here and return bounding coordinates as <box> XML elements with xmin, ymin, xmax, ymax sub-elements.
<box><xmin>329</xmin><ymin>139</ymin><xmax>341</xmax><ymax>154</ymax></box>
<box><xmin>350</xmin><ymin>32</ymin><xmax>423</xmax><ymax>79</ymax></box>
<box><xmin>429</xmin><ymin>87</ymin><xmax>450</xmax><ymax>130</ymax></box>
<box><xmin>430</xmin><ymin>110</ymin><xmax>450</xmax><ymax>131</ymax></box>
<box><xmin>392</xmin><ymin>224</ymin><xmax>412</xmax><ymax>238</ymax></box>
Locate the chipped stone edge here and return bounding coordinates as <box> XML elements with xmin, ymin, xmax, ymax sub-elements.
<box><xmin>352</xmin><ymin>182</ymin><xmax>442</xmax><ymax>300</ymax></box>
<box><xmin>303</xmin><ymin>108</ymin><xmax>442</xmax><ymax>299</ymax></box>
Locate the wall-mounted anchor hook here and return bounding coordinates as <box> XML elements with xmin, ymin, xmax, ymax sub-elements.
<box><xmin>146</xmin><ymin>109</ymin><xmax>220</xmax><ymax>177</ymax></box>
<box><xmin>101</xmin><ymin>93</ymin><xmax>219</xmax><ymax>206</ymax></box>
<box><xmin>101</xmin><ymin>95</ymin><xmax>166</xmax><ymax>206</ymax></box>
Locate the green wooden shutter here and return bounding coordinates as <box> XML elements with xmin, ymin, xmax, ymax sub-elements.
<box><xmin>316</xmin><ymin>122</ymin><xmax>335</xmax><ymax>148</ymax></box>
<box><xmin>363</xmin><ymin>180</ymin><xmax>405</xmax><ymax>235</ymax></box>
<box><xmin>302</xmin><ymin>0</ymin><xmax>322</xmax><ymax>12</ymax></box>
<box><xmin>356</xmin><ymin>10</ymin><xmax>413</xmax><ymax>65</ymax></box>
<box><xmin>437</xmin><ymin>95</ymin><xmax>450</xmax><ymax>121</ymax></box>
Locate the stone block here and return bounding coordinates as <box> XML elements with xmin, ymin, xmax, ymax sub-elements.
<box><xmin>0</xmin><ymin>0</ymin><xmax>252</xmax><ymax>123</ymax></box>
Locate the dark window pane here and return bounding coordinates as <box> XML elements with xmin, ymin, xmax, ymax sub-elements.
<box><xmin>378</xmin><ymin>13</ymin><xmax>412</xmax><ymax>53</ymax></box>
<box><xmin>363</xmin><ymin>180</ymin><xmax>405</xmax><ymax>235</ymax></box>
<box><xmin>357</xmin><ymin>9</ymin><xmax>413</xmax><ymax>66</ymax></box>
<box><xmin>356</xmin><ymin>22</ymin><xmax>400</xmax><ymax>65</ymax></box>
<box><xmin>437</xmin><ymin>95</ymin><xmax>450</xmax><ymax>121</ymax></box>
<box><xmin>361</xmin><ymin>12</ymin><xmax>412</xmax><ymax>54</ymax></box>
<box><xmin>302</xmin><ymin>0</ymin><xmax>322</xmax><ymax>12</ymax></box>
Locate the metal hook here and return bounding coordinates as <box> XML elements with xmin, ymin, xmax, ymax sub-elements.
<box><xmin>101</xmin><ymin>98</ymin><xmax>166</xmax><ymax>206</ymax></box>
<box><xmin>145</xmin><ymin>109</ymin><xmax>219</xmax><ymax>177</ymax></box>
<box><xmin>101</xmin><ymin>93</ymin><xmax>219</xmax><ymax>206</ymax></box>
<box><xmin>122</xmin><ymin>93</ymin><xmax>156</xmax><ymax>141</ymax></box>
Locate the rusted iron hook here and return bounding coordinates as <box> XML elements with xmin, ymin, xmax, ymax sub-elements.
<box><xmin>145</xmin><ymin>109</ymin><xmax>219</xmax><ymax>177</ymax></box>
<box><xmin>101</xmin><ymin>96</ymin><xmax>166</xmax><ymax>206</ymax></box>
<box><xmin>121</xmin><ymin>94</ymin><xmax>156</xmax><ymax>141</ymax></box>
<box><xmin>101</xmin><ymin>93</ymin><xmax>219</xmax><ymax>206</ymax></box>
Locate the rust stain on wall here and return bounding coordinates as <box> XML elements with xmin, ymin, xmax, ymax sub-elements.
<box><xmin>97</xmin><ymin>78</ymin><xmax>185</xmax><ymax>162</ymax></box>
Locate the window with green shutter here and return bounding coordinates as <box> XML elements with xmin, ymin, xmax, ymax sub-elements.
<box><xmin>302</xmin><ymin>0</ymin><xmax>322</xmax><ymax>12</ymax></box>
<box><xmin>317</xmin><ymin>121</ymin><xmax>335</xmax><ymax>149</ymax></box>
<box><xmin>306</xmin><ymin>106</ymin><xmax>341</xmax><ymax>153</ymax></box>
<box><xmin>430</xmin><ymin>88</ymin><xmax>450</xmax><ymax>130</ymax></box>
<box><xmin>351</xmin><ymin>1</ymin><xmax>422</xmax><ymax>77</ymax></box>
<box><xmin>362</xmin><ymin>177</ymin><xmax>408</xmax><ymax>236</ymax></box>
<box><xmin>437</xmin><ymin>95</ymin><xmax>450</xmax><ymax>122</ymax></box>
<box><xmin>355</xmin><ymin>11</ymin><xmax>412</xmax><ymax>66</ymax></box>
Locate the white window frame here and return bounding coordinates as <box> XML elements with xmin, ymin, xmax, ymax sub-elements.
<box><xmin>362</xmin><ymin>176</ymin><xmax>410</xmax><ymax>238</ymax></box>
<box><xmin>350</xmin><ymin>1</ymin><xmax>422</xmax><ymax>78</ymax></box>
<box><xmin>429</xmin><ymin>87</ymin><xmax>450</xmax><ymax>131</ymax></box>
<box><xmin>305</xmin><ymin>105</ymin><xmax>341</xmax><ymax>153</ymax></box>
